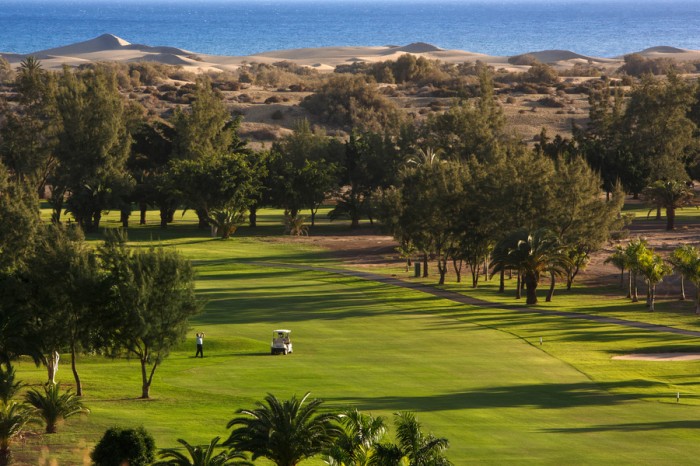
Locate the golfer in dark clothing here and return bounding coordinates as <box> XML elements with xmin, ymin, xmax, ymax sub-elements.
<box><xmin>195</xmin><ymin>332</ymin><xmax>204</xmax><ymax>358</ymax></box>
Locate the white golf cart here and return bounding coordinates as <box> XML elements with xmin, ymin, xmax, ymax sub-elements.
<box><xmin>271</xmin><ymin>329</ymin><xmax>293</xmax><ymax>355</ymax></box>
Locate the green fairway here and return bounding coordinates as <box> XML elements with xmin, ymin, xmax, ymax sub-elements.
<box><xmin>11</xmin><ymin>211</ymin><xmax>700</xmax><ymax>465</ymax></box>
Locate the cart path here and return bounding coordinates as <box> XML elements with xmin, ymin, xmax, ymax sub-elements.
<box><xmin>250</xmin><ymin>261</ymin><xmax>700</xmax><ymax>339</ymax></box>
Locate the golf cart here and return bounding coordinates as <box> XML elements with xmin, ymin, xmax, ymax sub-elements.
<box><xmin>271</xmin><ymin>329</ymin><xmax>293</xmax><ymax>355</ymax></box>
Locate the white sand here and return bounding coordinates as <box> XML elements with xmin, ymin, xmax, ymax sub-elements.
<box><xmin>3</xmin><ymin>34</ymin><xmax>700</xmax><ymax>75</ymax></box>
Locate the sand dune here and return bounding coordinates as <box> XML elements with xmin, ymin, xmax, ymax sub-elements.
<box><xmin>2</xmin><ymin>34</ymin><xmax>700</xmax><ymax>75</ymax></box>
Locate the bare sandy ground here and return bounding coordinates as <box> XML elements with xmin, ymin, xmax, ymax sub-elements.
<box><xmin>3</xmin><ymin>33</ymin><xmax>700</xmax><ymax>73</ymax></box>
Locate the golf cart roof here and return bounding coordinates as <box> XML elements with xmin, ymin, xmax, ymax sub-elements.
<box><xmin>274</xmin><ymin>329</ymin><xmax>291</xmax><ymax>333</ymax></box>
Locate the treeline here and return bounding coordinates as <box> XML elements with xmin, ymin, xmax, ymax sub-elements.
<box><xmin>1</xmin><ymin>60</ymin><xmax>700</xmax><ymax>299</ymax></box>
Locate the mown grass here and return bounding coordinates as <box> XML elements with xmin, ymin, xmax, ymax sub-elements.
<box><xmin>11</xmin><ymin>206</ymin><xmax>700</xmax><ymax>465</ymax></box>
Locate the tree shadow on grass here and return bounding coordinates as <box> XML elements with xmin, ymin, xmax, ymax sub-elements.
<box><xmin>329</xmin><ymin>380</ymin><xmax>665</xmax><ymax>412</ymax></box>
<box><xmin>543</xmin><ymin>420</ymin><xmax>700</xmax><ymax>433</ymax></box>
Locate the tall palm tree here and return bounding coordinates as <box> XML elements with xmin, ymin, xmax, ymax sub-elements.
<box><xmin>642</xmin><ymin>180</ymin><xmax>695</xmax><ymax>230</ymax></box>
<box><xmin>326</xmin><ymin>408</ymin><xmax>387</xmax><ymax>466</ymax></box>
<box><xmin>24</xmin><ymin>383</ymin><xmax>89</xmax><ymax>433</ymax></box>
<box><xmin>637</xmin><ymin>249</ymin><xmax>672</xmax><ymax>311</ymax></box>
<box><xmin>669</xmin><ymin>245</ymin><xmax>700</xmax><ymax>314</ymax></box>
<box><xmin>0</xmin><ymin>401</ymin><xmax>38</xmax><ymax>466</ymax></box>
<box><xmin>370</xmin><ymin>412</ymin><xmax>451</xmax><ymax>466</ymax></box>
<box><xmin>491</xmin><ymin>229</ymin><xmax>569</xmax><ymax>305</ymax></box>
<box><xmin>224</xmin><ymin>392</ymin><xmax>341</xmax><ymax>466</ymax></box>
<box><xmin>624</xmin><ymin>238</ymin><xmax>649</xmax><ymax>302</ymax></box>
<box><xmin>668</xmin><ymin>244</ymin><xmax>697</xmax><ymax>301</ymax></box>
<box><xmin>154</xmin><ymin>437</ymin><xmax>251</xmax><ymax>466</ymax></box>
<box><xmin>604</xmin><ymin>245</ymin><xmax>627</xmax><ymax>290</ymax></box>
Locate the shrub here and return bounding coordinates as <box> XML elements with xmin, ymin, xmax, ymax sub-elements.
<box><xmin>91</xmin><ymin>426</ymin><xmax>156</xmax><ymax>466</ymax></box>
<box><xmin>271</xmin><ymin>109</ymin><xmax>285</xmax><ymax>120</ymax></box>
<box><xmin>537</xmin><ymin>97</ymin><xmax>565</xmax><ymax>108</ymax></box>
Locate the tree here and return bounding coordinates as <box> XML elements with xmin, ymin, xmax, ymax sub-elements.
<box><xmin>623</xmin><ymin>238</ymin><xmax>650</xmax><ymax>302</ymax></box>
<box><xmin>668</xmin><ymin>245</ymin><xmax>700</xmax><ymax>313</ymax></box>
<box><xmin>225</xmin><ymin>392</ymin><xmax>341</xmax><ymax>466</ymax></box>
<box><xmin>170</xmin><ymin>76</ymin><xmax>246</xmax><ymax>229</ymax></box>
<box><xmin>99</xmin><ymin>233</ymin><xmax>200</xmax><ymax>398</ymax></box>
<box><xmin>491</xmin><ymin>229</ymin><xmax>569</xmax><ymax>305</ymax></box>
<box><xmin>641</xmin><ymin>180</ymin><xmax>696</xmax><ymax>230</ymax></box>
<box><xmin>326</xmin><ymin>408</ymin><xmax>387</xmax><ymax>466</ymax></box>
<box><xmin>371</xmin><ymin>412</ymin><xmax>451</xmax><ymax>466</ymax></box>
<box><xmin>0</xmin><ymin>401</ymin><xmax>38</xmax><ymax>466</ymax></box>
<box><xmin>424</xmin><ymin>68</ymin><xmax>506</xmax><ymax>162</ymax></box>
<box><xmin>52</xmin><ymin>66</ymin><xmax>131</xmax><ymax>231</ymax></box>
<box><xmin>0</xmin><ymin>162</ymin><xmax>41</xmax><ymax>274</ymax></box>
<box><xmin>637</xmin><ymin>248</ymin><xmax>672</xmax><ymax>311</ymax></box>
<box><xmin>604</xmin><ymin>245</ymin><xmax>628</xmax><ymax>290</ymax></box>
<box><xmin>154</xmin><ymin>437</ymin><xmax>251</xmax><ymax>466</ymax></box>
<box><xmin>23</xmin><ymin>224</ymin><xmax>102</xmax><ymax>391</ymax></box>
<box><xmin>267</xmin><ymin>120</ymin><xmax>341</xmax><ymax>226</ymax></box>
<box><xmin>668</xmin><ymin>244</ymin><xmax>698</xmax><ymax>300</ymax></box>
<box><xmin>543</xmin><ymin>157</ymin><xmax>625</xmax><ymax>289</ymax></box>
<box><xmin>620</xmin><ymin>73</ymin><xmax>696</xmax><ymax>195</ymax></box>
<box><xmin>329</xmin><ymin>131</ymin><xmax>402</xmax><ymax>229</ymax></box>
<box><xmin>0</xmin><ymin>57</ymin><xmax>59</xmax><ymax>196</ymax></box>
<box><xmin>24</xmin><ymin>383</ymin><xmax>89</xmax><ymax>433</ymax></box>
<box><xmin>169</xmin><ymin>153</ymin><xmax>259</xmax><ymax>238</ymax></box>
<box><xmin>91</xmin><ymin>426</ymin><xmax>156</xmax><ymax>466</ymax></box>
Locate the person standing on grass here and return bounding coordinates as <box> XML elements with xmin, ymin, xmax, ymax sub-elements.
<box><xmin>195</xmin><ymin>332</ymin><xmax>205</xmax><ymax>358</ymax></box>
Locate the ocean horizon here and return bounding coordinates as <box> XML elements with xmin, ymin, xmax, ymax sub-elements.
<box><xmin>1</xmin><ymin>0</ymin><xmax>699</xmax><ymax>58</ymax></box>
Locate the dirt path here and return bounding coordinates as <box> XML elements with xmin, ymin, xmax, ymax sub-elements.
<box><xmin>252</xmin><ymin>261</ymin><xmax>700</xmax><ymax>339</ymax></box>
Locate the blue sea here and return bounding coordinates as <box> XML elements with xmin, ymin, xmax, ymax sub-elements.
<box><xmin>1</xmin><ymin>0</ymin><xmax>699</xmax><ymax>58</ymax></box>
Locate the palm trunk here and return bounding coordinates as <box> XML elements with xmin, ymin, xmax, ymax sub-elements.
<box><xmin>631</xmin><ymin>271</ymin><xmax>639</xmax><ymax>302</ymax></box>
<box><xmin>71</xmin><ymin>344</ymin><xmax>82</xmax><ymax>396</ymax></box>
<box><xmin>649</xmin><ymin>285</ymin><xmax>656</xmax><ymax>311</ymax></box>
<box><xmin>619</xmin><ymin>266</ymin><xmax>625</xmax><ymax>289</ymax></box>
<box><xmin>524</xmin><ymin>273</ymin><xmax>538</xmax><ymax>305</ymax></box>
<box><xmin>422</xmin><ymin>253</ymin><xmax>428</xmax><ymax>278</ymax></box>
<box><xmin>626</xmin><ymin>270</ymin><xmax>632</xmax><ymax>298</ymax></box>
<box><xmin>546</xmin><ymin>271</ymin><xmax>555</xmax><ymax>302</ymax></box>
<box><xmin>515</xmin><ymin>273</ymin><xmax>522</xmax><ymax>299</ymax></box>
<box><xmin>680</xmin><ymin>276</ymin><xmax>686</xmax><ymax>301</ymax></box>
<box><xmin>140</xmin><ymin>201</ymin><xmax>147</xmax><ymax>225</ymax></box>
<box><xmin>666</xmin><ymin>206</ymin><xmax>675</xmax><ymax>230</ymax></box>
<box><xmin>46</xmin><ymin>351</ymin><xmax>59</xmax><ymax>385</ymax></box>
<box><xmin>498</xmin><ymin>269</ymin><xmax>505</xmax><ymax>293</ymax></box>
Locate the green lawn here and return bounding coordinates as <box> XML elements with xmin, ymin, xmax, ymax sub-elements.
<box><xmin>11</xmin><ymin>208</ymin><xmax>700</xmax><ymax>465</ymax></box>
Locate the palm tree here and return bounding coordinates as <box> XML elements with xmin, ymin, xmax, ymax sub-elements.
<box><xmin>491</xmin><ymin>229</ymin><xmax>569</xmax><ymax>305</ymax></box>
<box><xmin>0</xmin><ymin>365</ymin><xmax>22</xmax><ymax>405</ymax></box>
<box><xmin>624</xmin><ymin>238</ymin><xmax>649</xmax><ymax>302</ymax></box>
<box><xmin>637</xmin><ymin>249</ymin><xmax>672</xmax><ymax>311</ymax></box>
<box><xmin>669</xmin><ymin>245</ymin><xmax>700</xmax><ymax>314</ymax></box>
<box><xmin>370</xmin><ymin>412</ymin><xmax>451</xmax><ymax>466</ymax></box>
<box><xmin>326</xmin><ymin>408</ymin><xmax>387</xmax><ymax>466</ymax></box>
<box><xmin>668</xmin><ymin>244</ymin><xmax>697</xmax><ymax>300</ymax></box>
<box><xmin>642</xmin><ymin>180</ymin><xmax>695</xmax><ymax>230</ymax></box>
<box><xmin>224</xmin><ymin>392</ymin><xmax>341</xmax><ymax>466</ymax></box>
<box><xmin>0</xmin><ymin>401</ymin><xmax>38</xmax><ymax>466</ymax></box>
<box><xmin>24</xmin><ymin>383</ymin><xmax>89</xmax><ymax>433</ymax></box>
<box><xmin>154</xmin><ymin>437</ymin><xmax>251</xmax><ymax>466</ymax></box>
<box><xmin>604</xmin><ymin>245</ymin><xmax>627</xmax><ymax>290</ymax></box>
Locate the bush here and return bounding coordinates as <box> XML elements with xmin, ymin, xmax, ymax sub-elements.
<box><xmin>271</xmin><ymin>109</ymin><xmax>285</xmax><ymax>120</ymax></box>
<box><xmin>91</xmin><ymin>426</ymin><xmax>156</xmax><ymax>466</ymax></box>
<box><xmin>537</xmin><ymin>97</ymin><xmax>565</xmax><ymax>108</ymax></box>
